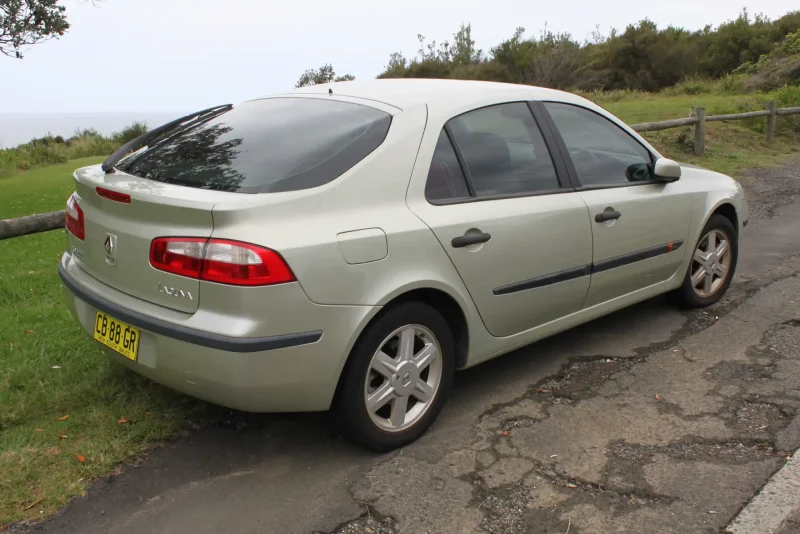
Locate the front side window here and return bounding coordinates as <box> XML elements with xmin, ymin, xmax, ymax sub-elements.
<box><xmin>544</xmin><ymin>102</ymin><xmax>653</xmax><ymax>187</ymax></box>
<box><xmin>445</xmin><ymin>102</ymin><xmax>560</xmax><ymax>197</ymax></box>
<box><xmin>118</xmin><ymin>98</ymin><xmax>391</xmax><ymax>194</ymax></box>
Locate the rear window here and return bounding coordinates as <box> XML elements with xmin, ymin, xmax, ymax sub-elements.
<box><xmin>118</xmin><ymin>98</ymin><xmax>392</xmax><ymax>194</ymax></box>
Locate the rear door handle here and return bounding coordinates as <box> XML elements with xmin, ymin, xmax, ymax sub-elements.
<box><xmin>595</xmin><ymin>209</ymin><xmax>622</xmax><ymax>223</ymax></box>
<box><xmin>452</xmin><ymin>232</ymin><xmax>491</xmax><ymax>248</ymax></box>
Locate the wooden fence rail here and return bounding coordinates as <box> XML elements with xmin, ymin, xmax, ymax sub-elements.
<box><xmin>1</xmin><ymin>210</ymin><xmax>65</xmax><ymax>240</ymax></box>
<box><xmin>629</xmin><ymin>100</ymin><xmax>800</xmax><ymax>155</ymax></box>
<box><xmin>1</xmin><ymin>101</ymin><xmax>799</xmax><ymax>241</ymax></box>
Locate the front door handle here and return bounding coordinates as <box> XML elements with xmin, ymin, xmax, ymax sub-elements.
<box><xmin>595</xmin><ymin>208</ymin><xmax>622</xmax><ymax>223</ymax></box>
<box><xmin>452</xmin><ymin>232</ymin><xmax>491</xmax><ymax>248</ymax></box>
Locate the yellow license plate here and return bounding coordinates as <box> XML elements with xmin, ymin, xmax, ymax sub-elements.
<box><xmin>93</xmin><ymin>311</ymin><xmax>140</xmax><ymax>361</ymax></box>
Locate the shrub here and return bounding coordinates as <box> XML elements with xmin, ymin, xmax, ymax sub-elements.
<box><xmin>113</xmin><ymin>122</ymin><xmax>148</xmax><ymax>145</ymax></box>
<box><xmin>0</xmin><ymin>122</ymin><xmax>150</xmax><ymax>179</ymax></box>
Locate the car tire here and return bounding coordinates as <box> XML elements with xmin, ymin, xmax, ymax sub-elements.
<box><xmin>674</xmin><ymin>214</ymin><xmax>738</xmax><ymax>308</ymax></box>
<box><xmin>333</xmin><ymin>301</ymin><xmax>455</xmax><ymax>452</ymax></box>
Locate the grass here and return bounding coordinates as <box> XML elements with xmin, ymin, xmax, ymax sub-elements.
<box><xmin>592</xmin><ymin>89</ymin><xmax>800</xmax><ymax>176</ymax></box>
<box><xmin>0</xmin><ymin>158</ymin><xmax>210</xmax><ymax>526</ymax></box>
<box><xmin>1</xmin><ymin>158</ymin><xmax>104</xmax><ymax>217</ymax></box>
<box><xmin>0</xmin><ymin>89</ymin><xmax>798</xmax><ymax>526</ymax></box>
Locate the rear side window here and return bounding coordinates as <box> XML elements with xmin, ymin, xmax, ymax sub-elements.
<box><xmin>425</xmin><ymin>130</ymin><xmax>470</xmax><ymax>201</ymax></box>
<box><xmin>448</xmin><ymin>103</ymin><xmax>560</xmax><ymax>197</ymax></box>
<box><xmin>118</xmin><ymin>98</ymin><xmax>392</xmax><ymax>194</ymax></box>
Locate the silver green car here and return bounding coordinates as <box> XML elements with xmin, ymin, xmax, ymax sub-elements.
<box><xmin>60</xmin><ymin>79</ymin><xmax>748</xmax><ymax>451</ymax></box>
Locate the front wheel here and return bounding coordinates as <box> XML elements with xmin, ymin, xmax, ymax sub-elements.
<box><xmin>674</xmin><ymin>214</ymin><xmax>738</xmax><ymax>308</ymax></box>
<box><xmin>333</xmin><ymin>302</ymin><xmax>455</xmax><ymax>452</ymax></box>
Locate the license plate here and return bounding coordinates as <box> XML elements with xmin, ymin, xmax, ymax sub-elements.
<box><xmin>93</xmin><ymin>311</ymin><xmax>140</xmax><ymax>361</ymax></box>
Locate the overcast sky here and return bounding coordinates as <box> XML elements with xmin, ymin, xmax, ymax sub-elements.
<box><xmin>2</xmin><ymin>0</ymin><xmax>797</xmax><ymax>113</ymax></box>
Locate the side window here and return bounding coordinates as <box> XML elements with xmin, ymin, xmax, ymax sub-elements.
<box><xmin>425</xmin><ymin>130</ymin><xmax>471</xmax><ymax>201</ymax></box>
<box><xmin>544</xmin><ymin>102</ymin><xmax>653</xmax><ymax>187</ymax></box>
<box><xmin>448</xmin><ymin>102</ymin><xmax>560</xmax><ymax>197</ymax></box>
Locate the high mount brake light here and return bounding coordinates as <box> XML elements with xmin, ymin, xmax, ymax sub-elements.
<box><xmin>149</xmin><ymin>238</ymin><xmax>295</xmax><ymax>287</ymax></box>
<box><xmin>96</xmin><ymin>186</ymin><xmax>131</xmax><ymax>204</ymax></box>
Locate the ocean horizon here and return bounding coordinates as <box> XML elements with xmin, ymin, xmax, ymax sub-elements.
<box><xmin>0</xmin><ymin>112</ymin><xmax>185</xmax><ymax>149</ymax></box>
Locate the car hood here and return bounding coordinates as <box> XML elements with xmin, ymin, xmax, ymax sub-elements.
<box><xmin>678</xmin><ymin>162</ymin><xmax>710</xmax><ymax>171</ymax></box>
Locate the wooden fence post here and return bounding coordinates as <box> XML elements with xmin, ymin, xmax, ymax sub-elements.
<box><xmin>694</xmin><ymin>107</ymin><xmax>706</xmax><ymax>156</ymax></box>
<box><xmin>765</xmin><ymin>101</ymin><xmax>777</xmax><ymax>143</ymax></box>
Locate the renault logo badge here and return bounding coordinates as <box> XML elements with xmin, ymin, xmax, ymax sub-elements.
<box><xmin>104</xmin><ymin>233</ymin><xmax>117</xmax><ymax>265</ymax></box>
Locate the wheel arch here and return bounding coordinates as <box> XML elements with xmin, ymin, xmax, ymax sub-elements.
<box><xmin>692</xmin><ymin>198</ymin><xmax>740</xmax><ymax>249</ymax></box>
<box><xmin>710</xmin><ymin>202</ymin><xmax>739</xmax><ymax>234</ymax></box>
<box><xmin>383</xmin><ymin>287</ymin><xmax>470</xmax><ymax>370</ymax></box>
<box><xmin>329</xmin><ymin>284</ymin><xmax>472</xmax><ymax>415</ymax></box>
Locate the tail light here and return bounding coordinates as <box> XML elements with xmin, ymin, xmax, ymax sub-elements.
<box><xmin>65</xmin><ymin>194</ymin><xmax>85</xmax><ymax>240</ymax></box>
<box><xmin>150</xmin><ymin>238</ymin><xmax>295</xmax><ymax>287</ymax></box>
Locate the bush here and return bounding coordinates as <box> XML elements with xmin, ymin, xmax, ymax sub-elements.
<box><xmin>113</xmin><ymin>122</ymin><xmax>148</xmax><ymax>145</ymax></box>
<box><xmin>377</xmin><ymin>10</ymin><xmax>800</xmax><ymax>93</ymax></box>
<box><xmin>0</xmin><ymin>122</ymin><xmax>149</xmax><ymax>179</ymax></box>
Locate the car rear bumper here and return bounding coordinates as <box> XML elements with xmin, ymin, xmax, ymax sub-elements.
<box><xmin>59</xmin><ymin>252</ymin><xmax>379</xmax><ymax>412</ymax></box>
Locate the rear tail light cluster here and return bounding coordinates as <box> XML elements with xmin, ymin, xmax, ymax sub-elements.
<box><xmin>65</xmin><ymin>194</ymin><xmax>85</xmax><ymax>240</ymax></box>
<box><xmin>150</xmin><ymin>238</ymin><xmax>295</xmax><ymax>287</ymax></box>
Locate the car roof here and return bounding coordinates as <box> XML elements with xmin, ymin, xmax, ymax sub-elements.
<box><xmin>277</xmin><ymin>79</ymin><xmax>578</xmax><ymax>111</ymax></box>
<box><xmin>257</xmin><ymin>79</ymin><xmax>662</xmax><ymax>158</ymax></box>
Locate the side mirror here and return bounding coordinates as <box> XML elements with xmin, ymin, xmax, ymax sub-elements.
<box><xmin>653</xmin><ymin>158</ymin><xmax>681</xmax><ymax>182</ymax></box>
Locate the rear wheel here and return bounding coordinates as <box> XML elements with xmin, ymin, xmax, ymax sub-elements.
<box><xmin>333</xmin><ymin>302</ymin><xmax>455</xmax><ymax>451</ymax></box>
<box><xmin>675</xmin><ymin>214</ymin><xmax>738</xmax><ymax>308</ymax></box>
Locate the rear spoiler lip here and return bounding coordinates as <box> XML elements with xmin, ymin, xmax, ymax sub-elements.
<box><xmin>101</xmin><ymin>104</ymin><xmax>233</xmax><ymax>173</ymax></box>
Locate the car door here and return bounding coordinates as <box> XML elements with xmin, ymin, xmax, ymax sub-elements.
<box><xmin>538</xmin><ymin>101</ymin><xmax>692</xmax><ymax>308</ymax></box>
<box><xmin>408</xmin><ymin>101</ymin><xmax>594</xmax><ymax>338</ymax></box>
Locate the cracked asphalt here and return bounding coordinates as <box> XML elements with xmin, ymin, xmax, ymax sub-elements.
<box><xmin>27</xmin><ymin>160</ymin><xmax>800</xmax><ymax>534</ymax></box>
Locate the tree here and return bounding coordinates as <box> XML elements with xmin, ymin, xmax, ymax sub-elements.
<box><xmin>295</xmin><ymin>63</ymin><xmax>355</xmax><ymax>88</ymax></box>
<box><xmin>1</xmin><ymin>0</ymin><xmax>70</xmax><ymax>58</ymax></box>
<box><xmin>377</xmin><ymin>23</ymin><xmax>483</xmax><ymax>79</ymax></box>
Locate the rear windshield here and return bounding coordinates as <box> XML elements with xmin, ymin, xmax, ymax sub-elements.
<box><xmin>118</xmin><ymin>98</ymin><xmax>392</xmax><ymax>194</ymax></box>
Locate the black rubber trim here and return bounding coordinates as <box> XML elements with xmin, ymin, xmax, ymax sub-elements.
<box><xmin>493</xmin><ymin>264</ymin><xmax>592</xmax><ymax>295</ymax></box>
<box><xmin>592</xmin><ymin>240</ymin><xmax>684</xmax><ymax>274</ymax></box>
<box><xmin>492</xmin><ymin>240</ymin><xmax>684</xmax><ymax>295</ymax></box>
<box><xmin>528</xmin><ymin>101</ymin><xmax>579</xmax><ymax>190</ymax></box>
<box><xmin>444</xmin><ymin>123</ymin><xmax>476</xmax><ymax>197</ymax></box>
<box><xmin>58</xmin><ymin>263</ymin><xmax>322</xmax><ymax>353</ymax></box>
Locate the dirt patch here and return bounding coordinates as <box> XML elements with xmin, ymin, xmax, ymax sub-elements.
<box><xmin>612</xmin><ymin>440</ymin><xmax>776</xmax><ymax>464</ymax></box>
<box><xmin>320</xmin><ymin>513</ymin><xmax>397</xmax><ymax>534</ymax></box>
<box><xmin>538</xmin><ymin>357</ymin><xmax>638</xmax><ymax>401</ymax></box>
<box><xmin>777</xmin><ymin>507</ymin><xmax>800</xmax><ymax>534</ymax></box>
<box><xmin>733</xmin><ymin>402</ymin><xmax>789</xmax><ymax>434</ymax></box>
<box><xmin>764</xmin><ymin>320</ymin><xmax>800</xmax><ymax>358</ymax></box>
<box><xmin>476</xmin><ymin>483</ymin><xmax>531</xmax><ymax>534</ymax></box>
<box><xmin>501</xmin><ymin>417</ymin><xmax>537</xmax><ymax>431</ymax></box>
<box><xmin>708</xmin><ymin>361</ymin><xmax>775</xmax><ymax>384</ymax></box>
<box><xmin>738</xmin><ymin>157</ymin><xmax>800</xmax><ymax>221</ymax></box>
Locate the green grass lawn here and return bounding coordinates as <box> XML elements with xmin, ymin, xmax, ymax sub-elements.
<box><xmin>0</xmin><ymin>158</ymin><xmax>210</xmax><ymax>526</ymax></box>
<box><xmin>0</xmin><ymin>92</ymin><xmax>798</xmax><ymax>526</ymax></box>
<box><xmin>594</xmin><ymin>92</ymin><xmax>800</xmax><ymax>177</ymax></box>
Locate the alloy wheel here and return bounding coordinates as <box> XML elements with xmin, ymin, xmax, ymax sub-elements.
<box><xmin>690</xmin><ymin>229</ymin><xmax>732</xmax><ymax>298</ymax></box>
<box><xmin>363</xmin><ymin>325</ymin><xmax>443</xmax><ymax>432</ymax></box>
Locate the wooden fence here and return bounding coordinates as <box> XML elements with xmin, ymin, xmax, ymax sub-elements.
<box><xmin>630</xmin><ymin>100</ymin><xmax>800</xmax><ymax>155</ymax></box>
<box><xmin>1</xmin><ymin>100</ymin><xmax>799</xmax><ymax>241</ymax></box>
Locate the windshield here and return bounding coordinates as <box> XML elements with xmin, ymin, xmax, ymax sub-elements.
<box><xmin>118</xmin><ymin>98</ymin><xmax>392</xmax><ymax>194</ymax></box>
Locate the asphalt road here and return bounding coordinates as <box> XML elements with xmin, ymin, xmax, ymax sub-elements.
<box><xmin>28</xmin><ymin>160</ymin><xmax>800</xmax><ymax>534</ymax></box>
